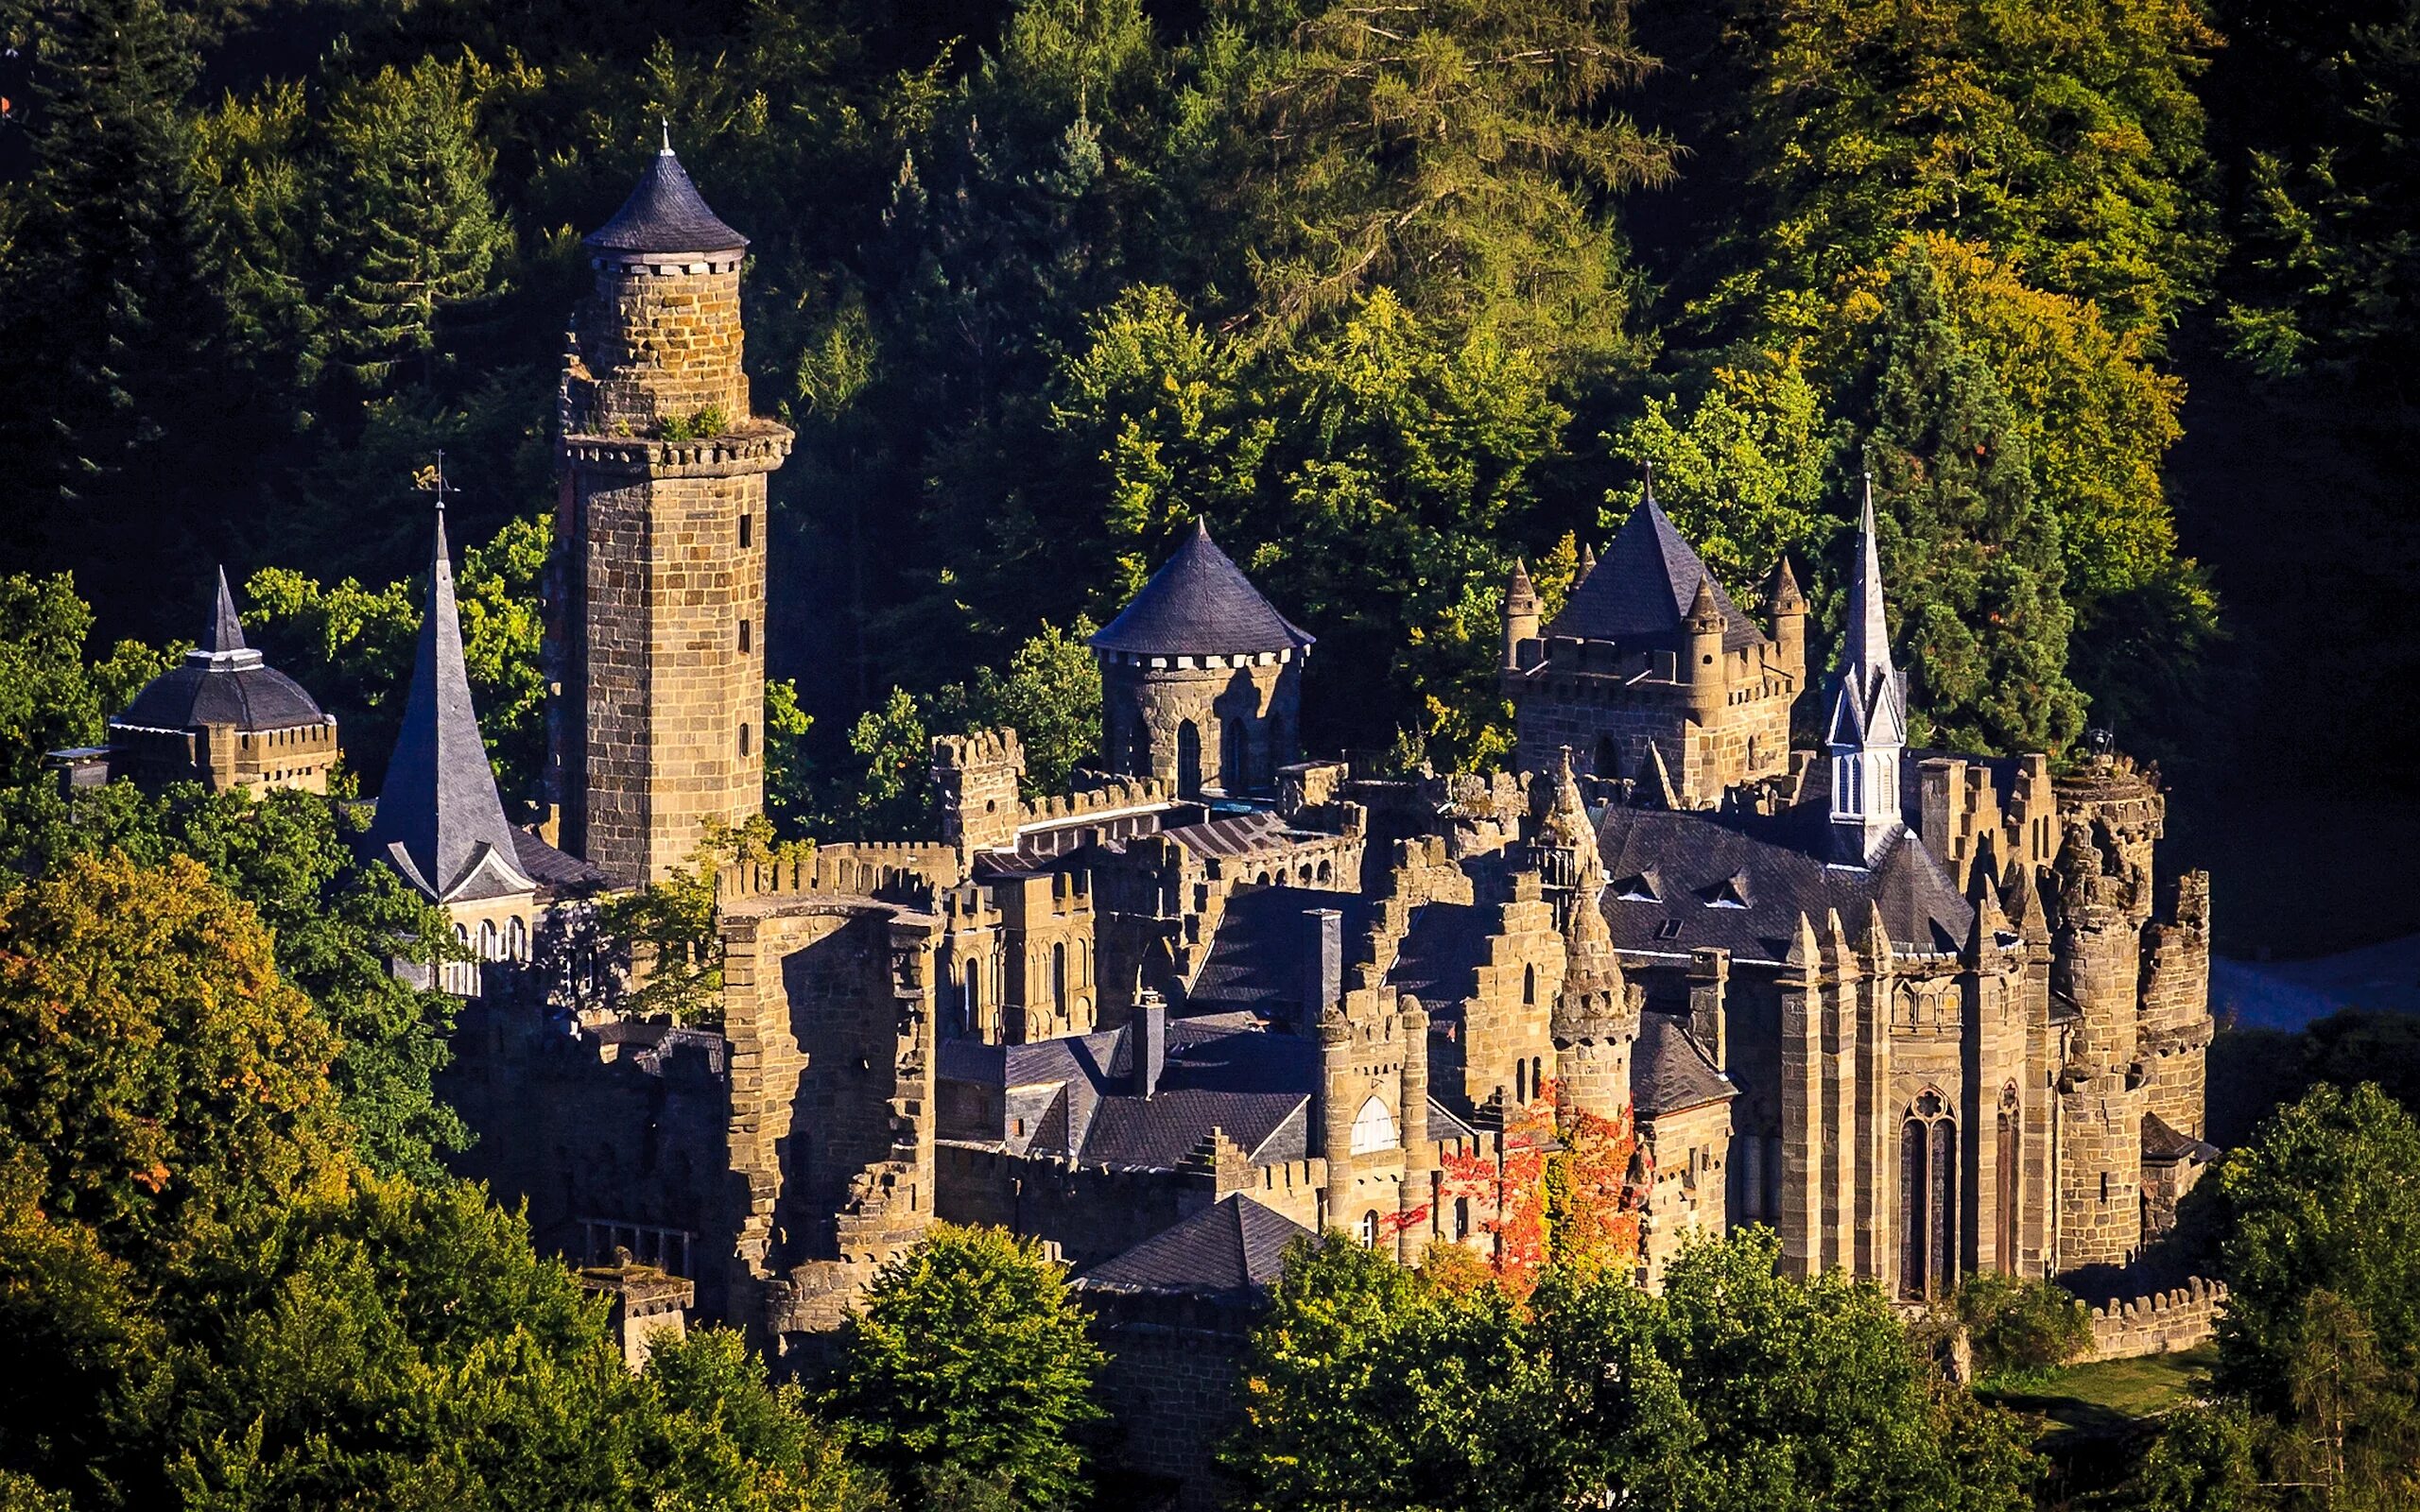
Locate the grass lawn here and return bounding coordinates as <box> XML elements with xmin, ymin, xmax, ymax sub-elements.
<box><xmin>1984</xmin><ymin>1344</ymin><xmax>2219</xmax><ymax>1443</ymax></box>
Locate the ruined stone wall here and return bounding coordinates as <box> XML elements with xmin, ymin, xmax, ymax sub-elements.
<box><xmin>1453</xmin><ymin>884</ymin><xmax>1564</xmax><ymax>1115</ymax></box>
<box><xmin>935</xmin><ymin>1145</ymin><xmax>1211</xmax><ymax>1268</ymax></box>
<box><xmin>718</xmin><ymin>895</ymin><xmax>938</xmax><ymax>1352</ymax></box>
<box><xmin>2086</xmin><ymin>1279</ymin><xmax>2227</xmax><ymax>1361</ymax></box>
<box><xmin>2139</xmin><ymin>872</ymin><xmax>2214</xmax><ymax>1140</ymax></box>
<box><xmin>1100</xmin><ymin>651</ymin><xmax>1302</xmax><ymax>797</ymax></box>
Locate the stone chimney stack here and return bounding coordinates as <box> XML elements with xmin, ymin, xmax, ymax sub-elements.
<box><xmin>1133</xmin><ymin>988</ymin><xmax>1168</xmax><ymax>1098</ymax></box>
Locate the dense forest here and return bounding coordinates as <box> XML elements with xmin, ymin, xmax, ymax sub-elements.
<box><xmin>3</xmin><ymin>0</ymin><xmax>2417</xmax><ymax>953</ymax></box>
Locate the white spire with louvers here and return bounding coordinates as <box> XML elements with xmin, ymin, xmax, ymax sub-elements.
<box><xmin>1826</xmin><ymin>475</ymin><xmax>1908</xmax><ymax>866</ymax></box>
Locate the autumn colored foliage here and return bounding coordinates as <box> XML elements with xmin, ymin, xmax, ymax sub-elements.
<box><xmin>1434</xmin><ymin>1080</ymin><xmax>1641</xmax><ymax>1299</ymax></box>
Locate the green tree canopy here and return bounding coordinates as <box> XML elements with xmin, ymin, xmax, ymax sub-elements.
<box><xmin>825</xmin><ymin>1224</ymin><xmax>1107</xmax><ymax>1512</ymax></box>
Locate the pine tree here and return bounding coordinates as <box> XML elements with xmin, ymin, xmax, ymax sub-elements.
<box><xmin>1858</xmin><ymin>248</ymin><xmax>2085</xmax><ymax>757</ymax></box>
<box><xmin>325</xmin><ymin>58</ymin><xmax>510</xmax><ymax>392</ymax></box>
<box><xmin>0</xmin><ymin>0</ymin><xmax>222</xmax><ymax>588</ymax></box>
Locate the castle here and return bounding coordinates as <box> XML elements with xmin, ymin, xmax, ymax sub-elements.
<box><xmin>71</xmin><ymin>146</ymin><xmax>2218</xmax><ymax>1499</ymax></box>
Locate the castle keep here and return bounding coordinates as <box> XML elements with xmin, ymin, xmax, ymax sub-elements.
<box><xmin>67</xmin><ymin>148</ymin><xmax>2218</xmax><ymax>1506</ymax></box>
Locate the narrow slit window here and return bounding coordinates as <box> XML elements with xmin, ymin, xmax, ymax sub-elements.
<box><xmin>738</xmin><ymin>512</ymin><xmax>752</xmax><ymax>549</ymax></box>
<box><xmin>738</xmin><ymin>619</ymin><xmax>752</xmax><ymax>653</ymax></box>
<box><xmin>738</xmin><ymin>723</ymin><xmax>752</xmax><ymax>757</ymax></box>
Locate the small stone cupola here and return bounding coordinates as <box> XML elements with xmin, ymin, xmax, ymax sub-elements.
<box><xmin>1824</xmin><ymin>476</ymin><xmax>1909</xmax><ymax>868</ymax></box>
<box><xmin>1088</xmin><ymin>521</ymin><xmax>1314</xmax><ymax>799</ymax></box>
<box><xmin>99</xmin><ymin>567</ymin><xmax>340</xmax><ymax>795</ymax></box>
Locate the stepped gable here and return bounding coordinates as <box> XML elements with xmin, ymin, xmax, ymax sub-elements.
<box><xmin>584</xmin><ymin>135</ymin><xmax>748</xmax><ymax>255</ymax></box>
<box><xmin>366</xmin><ymin>507</ymin><xmax>533</xmax><ymax>902</ymax></box>
<box><xmin>1549</xmin><ymin>494</ymin><xmax>1762</xmax><ymax>652</ymax></box>
<box><xmin>1076</xmin><ymin>1194</ymin><xmax>1312</xmax><ymax>1300</ymax></box>
<box><xmin>1596</xmin><ymin>808</ymin><xmax>1969</xmax><ymax>965</ymax></box>
<box><xmin>1089</xmin><ymin>521</ymin><xmax>1315</xmax><ymax>657</ymax></box>
<box><xmin>1634</xmin><ymin>1010</ymin><xmax>1735</xmax><ymax>1120</ymax></box>
<box><xmin>116</xmin><ymin>567</ymin><xmax>327</xmax><ymax>734</ymax></box>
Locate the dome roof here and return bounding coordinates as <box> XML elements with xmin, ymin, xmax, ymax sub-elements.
<box><xmin>584</xmin><ymin>137</ymin><xmax>748</xmax><ymax>256</ymax></box>
<box><xmin>1089</xmin><ymin>522</ymin><xmax>1314</xmax><ymax>659</ymax></box>
<box><xmin>112</xmin><ymin>569</ymin><xmax>328</xmax><ymax>734</ymax></box>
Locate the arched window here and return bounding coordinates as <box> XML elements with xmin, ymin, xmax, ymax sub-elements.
<box><xmin>1349</xmin><ymin>1095</ymin><xmax>1399</xmax><ymax>1155</ymax></box>
<box><xmin>1516</xmin><ymin>1060</ymin><xmax>1529</xmax><ymax>1105</ymax></box>
<box><xmin>1455</xmin><ymin>1196</ymin><xmax>1471</xmax><ymax>1240</ymax></box>
<box><xmin>1318</xmin><ymin>860</ymin><xmax>1333</xmax><ymax>884</ymax></box>
<box><xmin>1360</xmin><ymin>1210</ymin><xmax>1380</xmax><ymax>1247</ymax></box>
<box><xmin>478</xmin><ymin>919</ymin><xmax>498</xmax><ymax>959</ymax></box>
<box><xmin>1595</xmin><ymin>735</ymin><xmax>1620</xmax><ymax>779</ymax></box>
<box><xmin>1223</xmin><ymin>717</ymin><xmax>1248</xmax><ymax>792</ymax></box>
<box><xmin>1898</xmin><ymin>1091</ymin><xmax>1959</xmax><ymax>1300</ymax></box>
<box><xmin>1130</xmin><ymin>716</ymin><xmax>1151</xmax><ymax>776</ymax></box>
<box><xmin>1052</xmin><ymin>942</ymin><xmax>1068</xmax><ymax>1016</ymax></box>
<box><xmin>1177</xmin><ymin>721</ymin><xmax>1202</xmax><ymax>798</ymax></box>
<box><xmin>507</xmin><ymin>916</ymin><xmax>528</xmax><ymax>961</ymax></box>
<box><xmin>1523</xmin><ymin>964</ymin><xmax>1537</xmax><ymax>1005</ymax></box>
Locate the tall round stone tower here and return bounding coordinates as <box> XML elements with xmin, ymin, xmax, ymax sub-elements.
<box><xmin>552</xmin><ymin>136</ymin><xmax>792</xmax><ymax>884</ymax></box>
<box><xmin>1088</xmin><ymin>522</ymin><xmax>1313</xmax><ymax>799</ymax></box>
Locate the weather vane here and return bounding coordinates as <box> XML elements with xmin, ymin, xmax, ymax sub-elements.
<box><xmin>412</xmin><ymin>450</ymin><xmax>458</xmax><ymax>512</ymax></box>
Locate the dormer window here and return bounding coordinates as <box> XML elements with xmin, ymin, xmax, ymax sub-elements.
<box><xmin>1700</xmin><ymin>870</ymin><xmax>1753</xmax><ymax>910</ymax></box>
<box><xmin>1614</xmin><ymin>868</ymin><xmax>1663</xmax><ymax>902</ymax></box>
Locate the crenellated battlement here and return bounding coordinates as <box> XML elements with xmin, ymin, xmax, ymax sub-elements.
<box><xmin>1018</xmin><ymin>774</ymin><xmax>1172</xmax><ymax>829</ymax></box>
<box><xmin>2084</xmin><ymin>1277</ymin><xmax>2227</xmax><ymax>1361</ymax></box>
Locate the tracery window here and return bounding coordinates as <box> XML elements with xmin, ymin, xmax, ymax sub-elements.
<box><xmin>1898</xmin><ymin>1090</ymin><xmax>1959</xmax><ymax>1300</ymax></box>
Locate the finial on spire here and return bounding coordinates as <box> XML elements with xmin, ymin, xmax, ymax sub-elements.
<box><xmin>203</xmin><ymin>565</ymin><xmax>249</xmax><ymax>657</ymax></box>
<box><xmin>661</xmin><ymin>117</ymin><xmax>674</xmax><ymax>154</ymax></box>
<box><xmin>1641</xmin><ymin>458</ymin><xmax>1655</xmax><ymax>503</ymax></box>
<box><xmin>415</xmin><ymin>450</ymin><xmax>456</xmax><ymax>516</ymax></box>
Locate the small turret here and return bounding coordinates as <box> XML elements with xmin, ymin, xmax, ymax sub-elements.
<box><xmin>1503</xmin><ymin>558</ymin><xmax>1541</xmax><ymax>674</ymax></box>
<box><xmin>1768</xmin><ymin>557</ymin><xmax>1807</xmax><ymax>687</ymax></box>
<box><xmin>1574</xmin><ymin>541</ymin><xmax>1597</xmax><ymax>589</ymax></box>
<box><xmin>1685</xmin><ymin>575</ymin><xmax>1727</xmax><ymax>717</ymax></box>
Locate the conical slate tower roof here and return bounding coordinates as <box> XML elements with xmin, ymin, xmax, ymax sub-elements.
<box><xmin>585</xmin><ymin>132</ymin><xmax>748</xmax><ymax>256</ymax></box>
<box><xmin>1089</xmin><ymin>521</ymin><xmax>1314</xmax><ymax>658</ymax></box>
<box><xmin>1550</xmin><ymin>491</ymin><xmax>1762</xmax><ymax>652</ymax></box>
<box><xmin>367</xmin><ymin>507</ymin><xmax>531</xmax><ymax>903</ymax></box>
<box><xmin>115</xmin><ymin>567</ymin><xmax>327</xmax><ymax>733</ymax></box>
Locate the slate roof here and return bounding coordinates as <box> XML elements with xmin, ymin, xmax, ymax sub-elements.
<box><xmin>1188</xmin><ymin>885</ymin><xmax>1379</xmax><ymax>1018</ymax></box>
<box><xmin>365</xmin><ymin>509</ymin><xmax>534</xmax><ymax>903</ymax></box>
<box><xmin>114</xmin><ymin>567</ymin><xmax>331</xmax><ymax>735</ymax></box>
<box><xmin>1634</xmin><ymin>1010</ymin><xmax>1736</xmax><ymax>1120</ymax></box>
<box><xmin>585</xmin><ymin>140</ymin><xmax>748</xmax><ymax>255</ymax></box>
<box><xmin>1387</xmin><ymin>901</ymin><xmax>1490</xmax><ymax>1006</ymax></box>
<box><xmin>1596</xmin><ymin>807</ymin><xmax>1971</xmax><ymax>965</ymax></box>
<box><xmin>1076</xmin><ymin>1194</ymin><xmax>1312</xmax><ymax>1300</ymax></box>
<box><xmin>1549</xmin><ymin>495</ymin><xmax>1763</xmax><ymax>653</ymax></box>
<box><xmin>2142</xmin><ymin>1112</ymin><xmax>2220</xmax><ymax>1165</ymax></box>
<box><xmin>1089</xmin><ymin>522</ymin><xmax>1314</xmax><ymax>658</ymax></box>
<box><xmin>513</xmin><ymin>828</ymin><xmax>614</xmax><ymax>896</ymax></box>
<box><xmin>1166</xmin><ymin>809</ymin><xmax>1308</xmax><ymax>859</ymax></box>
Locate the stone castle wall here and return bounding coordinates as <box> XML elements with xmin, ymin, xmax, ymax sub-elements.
<box><xmin>1083</xmin><ymin>1293</ymin><xmax>1258</xmax><ymax>1509</ymax></box>
<box><xmin>2086</xmin><ymin>1278</ymin><xmax>2226</xmax><ymax>1361</ymax></box>
<box><xmin>567</xmin><ymin>263</ymin><xmax>751</xmax><ymax>435</ymax></box>
<box><xmin>1101</xmin><ymin>652</ymin><xmax>1301</xmax><ymax>797</ymax></box>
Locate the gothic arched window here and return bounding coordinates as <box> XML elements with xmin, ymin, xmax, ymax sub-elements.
<box><xmin>1898</xmin><ymin>1090</ymin><xmax>1959</xmax><ymax>1300</ymax></box>
<box><xmin>1349</xmin><ymin>1095</ymin><xmax>1399</xmax><ymax>1155</ymax></box>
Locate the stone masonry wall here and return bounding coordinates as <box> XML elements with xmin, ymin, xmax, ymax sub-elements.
<box><xmin>569</xmin><ymin>463</ymin><xmax>771</xmax><ymax>883</ymax></box>
<box><xmin>568</xmin><ymin>265</ymin><xmax>751</xmax><ymax>435</ymax></box>
<box><xmin>2085</xmin><ymin>1278</ymin><xmax>2227</xmax><ymax>1361</ymax></box>
<box><xmin>1084</xmin><ymin>1293</ymin><xmax>1258</xmax><ymax>1510</ymax></box>
<box><xmin>1102</xmin><ymin>654</ymin><xmax>1300</xmax><ymax>797</ymax></box>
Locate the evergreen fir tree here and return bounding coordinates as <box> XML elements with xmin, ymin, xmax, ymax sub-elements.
<box><xmin>0</xmin><ymin>0</ymin><xmax>221</xmax><ymax>592</ymax></box>
<box><xmin>325</xmin><ymin>59</ymin><xmax>510</xmax><ymax>392</ymax></box>
<box><xmin>1858</xmin><ymin>247</ymin><xmax>2086</xmax><ymax>757</ymax></box>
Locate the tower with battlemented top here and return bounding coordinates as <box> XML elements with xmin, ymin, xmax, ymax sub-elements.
<box><xmin>553</xmin><ymin>136</ymin><xmax>792</xmax><ymax>885</ymax></box>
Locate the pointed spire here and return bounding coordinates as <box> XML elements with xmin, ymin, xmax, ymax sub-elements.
<box><xmin>1540</xmin><ymin>748</ymin><xmax>1601</xmax><ymax>872</ymax></box>
<box><xmin>1823</xmin><ymin>907</ymin><xmax>1858</xmax><ymax>977</ymax></box>
<box><xmin>585</xmin><ymin>129</ymin><xmax>749</xmax><ymax>256</ymax></box>
<box><xmin>1768</xmin><ymin>556</ymin><xmax>1806</xmax><ymax>617</ymax></box>
<box><xmin>1576</xmin><ymin>541</ymin><xmax>1597</xmax><ymax>584</ymax></box>
<box><xmin>2008</xmin><ymin>860</ymin><xmax>2048</xmax><ymax>942</ymax></box>
<box><xmin>661</xmin><ymin>117</ymin><xmax>674</xmax><ymax>155</ymax></box>
<box><xmin>1686</xmin><ymin>575</ymin><xmax>1725</xmax><ymax>635</ymax></box>
<box><xmin>1863</xmin><ymin>900</ymin><xmax>1894</xmax><ymax>972</ymax></box>
<box><xmin>1837</xmin><ymin>472</ymin><xmax>1902</xmax><ymax>740</ymax></box>
<box><xmin>1786</xmin><ymin>910</ymin><xmax>1821</xmax><ymax>971</ymax></box>
<box><xmin>366</xmin><ymin>489</ymin><xmax>531</xmax><ymax>902</ymax></box>
<box><xmin>1638</xmin><ymin>741</ymin><xmax>1678</xmax><ymax>810</ymax></box>
<box><xmin>1507</xmin><ymin>557</ymin><xmax>1538</xmax><ymax>611</ymax></box>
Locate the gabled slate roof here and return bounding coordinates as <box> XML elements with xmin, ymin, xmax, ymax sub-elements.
<box><xmin>1596</xmin><ymin>807</ymin><xmax>1970</xmax><ymax>964</ymax></box>
<box><xmin>365</xmin><ymin>509</ymin><xmax>533</xmax><ymax>903</ymax></box>
<box><xmin>1634</xmin><ymin>1010</ymin><xmax>1735</xmax><ymax>1120</ymax></box>
<box><xmin>1189</xmin><ymin>885</ymin><xmax>1379</xmax><ymax>1017</ymax></box>
<box><xmin>585</xmin><ymin>139</ymin><xmax>748</xmax><ymax>255</ymax></box>
<box><xmin>1076</xmin><ymin>1194</ymin><xmax>1312</xmax><ymax>1300</ymax></box>
<box><xmin>1089</xmin><ymin>521</ymin><xmax>1314</xmax><ymax>658</ymax></box>
<box><xmin>114</xmin><ymin>567</ymin><xmax>330</xmax><ymax>734</ymax></box>
<box><xmin>1549</xmin><ymin>495</ymin><xmax>1763</xmax><ymax>653</ymax></box>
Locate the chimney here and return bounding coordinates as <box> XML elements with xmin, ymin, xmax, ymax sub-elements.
<box><xmin>1302</xmin><ymin>908</ymin><xmax>1344</xmax><ymax>1024</ymax></box>
<box><xmin>1687</xmin><ymin>947</ymin><xmax>1730</xmax><ymax>1069</ymax></box>
<box><xmin>1134</xmin><ymin>988</ymin><xmax>1167</xmax><ymax>1098</ymax></box>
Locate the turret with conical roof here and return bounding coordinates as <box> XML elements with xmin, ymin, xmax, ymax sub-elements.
<box><xmin>1089</xmin><ymin>521</ymin><xmax>1312</xmax><ymax>799</ymax></box>
<box><xmin>102</xmin><ymin>567</ymin><xmax>340</xmax><ymax>794</ymax></box>
<box><xmin>368</xmin><ymin>505</ymin><xmax>533</xmax><ymax>906</ymax></box>
<box><xmin>1501</xmin><ymin>558</ymin><xmax>1540</xmax><ymax>674</ymax></box>
<box><xmin>1534</xmin><ymin>752</ymin><xmax>1634</xmax><ymax>1125</ymax></box>
<box><xmin>554</xmin><ymin>131</ymin><xmax>792</xmax><ymax>884</ymax></box>
<box><xmin>1507</xmin><ymin>472</ymin><xmax>1805</xmax><ymax>803</ymax></box>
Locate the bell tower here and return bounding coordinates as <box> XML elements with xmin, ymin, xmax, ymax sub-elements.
<box><xmin>553</xmin><ymin>134</ymin><xmax>792</xmax><ymax>883</ymax></box>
